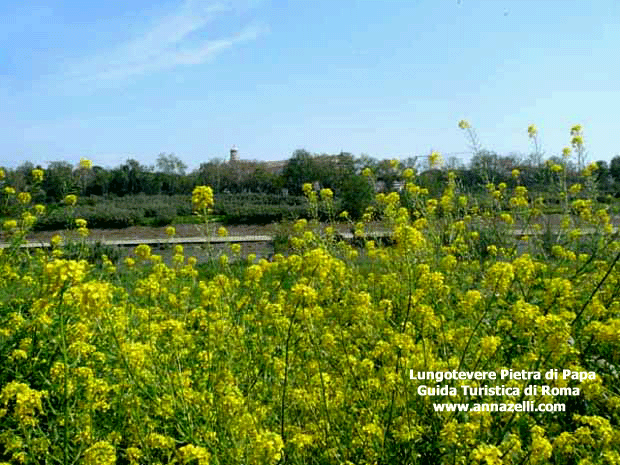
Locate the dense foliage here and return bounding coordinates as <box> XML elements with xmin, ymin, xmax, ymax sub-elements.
<box><xmin>1</xmin><ymin>124</ymin><xmax>619</xmax><ymax>464</ymax></box>
<box><xmin>4</xmin><ymin>126</ymin><xmax>620</xmax><ymax>226</ymax></box>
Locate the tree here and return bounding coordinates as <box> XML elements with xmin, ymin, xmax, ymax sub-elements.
<box><xmin>109</xmin><ymin>159</ymin><xmax>150</xmax><ymax>196</ymax></box>
<box><xmin>610</xmin><ymin>155</ymin><xmax>620</xmax><ymax>184</ymax></box>
<box><xmin>340</xmin><ymin>175</ymin><xmax>374</xmax><ymax>219</ymax></box>
<box><xmin>355</xmin><ymin>154</ymin><xmax>378</xmax><ymax>174</ymax></box>
<box><xmin>470</xmin><ymin>150</ymin><xmax>500</xmax><ymax>183</ymax></box>
<box><xmin>41</xmin><ymin>161</ymin><xmax>76</xmax><ymax>201</ymax></box>
<box><xmin>156</xmin><ymin>153</ymin><xmax>187</xmax><ymax>175</ymax></box>
<box><xmin>85</xmin><ymin>166</ymin><xmax>112</xmax><ymax>196</ymax></box>
<box><xmin>595</xmin><ymin>160</ymin><xmax>610</xmax><ymax>191</ymax></box>
<box><xmin>283</xmin><ymin>149</ymin><xmax>317</xmax><ymax>193</ymax></box>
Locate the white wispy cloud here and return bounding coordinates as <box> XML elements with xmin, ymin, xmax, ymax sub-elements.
<box><xmin>61</xmin><ymin>0</ymin><xmax>267</xmax><ymax>88</ymax></box>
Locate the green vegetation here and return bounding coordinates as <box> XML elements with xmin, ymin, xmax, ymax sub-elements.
<box><xmin>1</xmin><ymin>132</ymin><xmax>620</xmax><ymax>463</ymax></box>
<box><xmin>4</xmin><ymin>126</ymin><xmax>620</xmax><ymax>233</ymax></box>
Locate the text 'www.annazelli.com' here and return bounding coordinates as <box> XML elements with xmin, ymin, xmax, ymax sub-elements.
<box><xmin>433</xmin><ymin>402</ymin><xmax>566</xmax><ymax>413</ymax></box>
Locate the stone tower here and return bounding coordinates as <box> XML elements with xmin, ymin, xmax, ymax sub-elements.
<box><xmin>230</xmin><ymin>145</ymin><xmax>238</xmax><ymax>162</ymax></box>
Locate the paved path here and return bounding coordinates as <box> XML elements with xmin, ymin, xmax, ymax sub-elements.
<box><xmin>0</xmin><ymin>235</ymin><xmax>274</xmax><ymax>249</ymax></box>
<box><xmin>1</xmin><ymin>227</ymin><xmax>616</xmax><ymax>249</ymax></box>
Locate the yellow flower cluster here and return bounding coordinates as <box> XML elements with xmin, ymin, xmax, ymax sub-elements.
<box><xmin>0</xmin><ymin>143</ymin><xmax>619</xmax><ymax>465</ymax></box>
<box><xmin>31</xmin><ymin>168</ymin><xmax>44</xmax><ymax>182</ymax></box>
<box><xmin>79</xmin><ymin>158</ymin><xmax>93</xmax><ymax>170</ymax></box>
<box><xmin>192</xmin><ymin>185</ymin><xmax>214</xmax><ymax>211</ymax></box>
<box><xmin>429</xmin><ymin>151</ymin><xmax>443</xmax><ymax>169</ymax></box>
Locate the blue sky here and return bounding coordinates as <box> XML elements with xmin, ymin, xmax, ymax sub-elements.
<box><xmin>1</xmin><ymin>0</ymin><xmax>619</xmax><ymax>170</ymax></box>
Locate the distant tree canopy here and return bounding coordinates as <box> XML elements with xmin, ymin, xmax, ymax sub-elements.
<box><xmin>3</xmin><ymin>148</ymin><xmax>620</xmax><ymax>218</ymax></box>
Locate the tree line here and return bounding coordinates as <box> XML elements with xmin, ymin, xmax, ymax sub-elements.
<box><xmin>5</xmin><ymin>149</ymin><xmax>620</xmax><ymax>209</ymax></box>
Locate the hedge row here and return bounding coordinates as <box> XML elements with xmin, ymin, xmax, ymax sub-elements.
<box><xmin>31</xmin><ymin>193</ymin><xmax>320</xmax><ymax>230</ymax></box>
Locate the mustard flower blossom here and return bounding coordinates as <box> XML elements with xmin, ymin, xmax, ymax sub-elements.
<box><xmin>320</xmin><ymin>188</ymin><xmax>333</xmax><ymax>201</ymax></box>
<box><xmin>79</xmin><ymin>158</ymin><xmax>93</xmax><ymax>170</ymax></box>
<box><xmin>192</xmin><ymin>185</ymin><xmax>214</xmax><ymax>211</ymax></box>
<box><xmin>17</xmin><ymin>192</ymin><xmax>31</xmax><ymax>205</ymax></box>
<box><xmin>3</xmin><ymin>219</ymin><xmax>17</xmax><ymax>230</ymax></box>
<box><xmin>31</xmin><ymin>169</ymin><xmax>44</xmax><ymax>182</ymax></box>
<box><xmin>50</xmin><ymin>234</ymin><xmax>63</xmax><ymax>247</ymax></box>
<box><xmin>429</xmin><ymin>151</ymin><xmax>443</xmax><ymax>169</ymax></box>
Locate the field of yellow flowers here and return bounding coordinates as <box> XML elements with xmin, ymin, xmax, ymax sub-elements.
<box><xmin>1</xmin><ymin>133</ymin><xmax>620</xmax><ymax>464</ymax></box>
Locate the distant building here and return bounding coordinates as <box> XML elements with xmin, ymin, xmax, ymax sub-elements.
<box><xmin>226</xmin><ymin>145</ymin><xmax>287</xmax><ymax>174</ymax></box>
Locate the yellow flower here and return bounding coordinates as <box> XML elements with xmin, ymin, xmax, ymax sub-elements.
<box><xmin>512</xmin><ymin>169</ymin><xmax>520</xmax><ymax>178</ymax></box>
<box><xmin>0</xmin><ymin>168</ymin><xmax>4</xmax><ymax>180</ymax></box>
<box><xmin>75</xmin><ymin>218</ymin><xmax>87</xmax><ymax>229</ymax></box>
<box><xmin>4</xmin><ymin>186</ymin><xmax>15</xmax><ymax>195</ymax></box>
<box><xmin>178</xmin><ymin>444</ymin><xmax>210</xmax><ymax>465</ymax></box>
<box><xmin>500</xmin><ymin>213</ymin><xmax>514</xmax><ymax>224</ymax></box>
<box><xmin>3</xmin><ymin>219</ymin><xmax>17</xmax><ymax>230</ymax></box>
<box><xmin>571</xmin><ymin>135</ymin><xmax>584</xmax><ymax>148</ymax></box>
<box><xmin>31</xmin><ymin>169</ymin><xmax>44</xmax><ymax>182</ymax></box>
<box><xmin>192</xmin><ymin>185</ymin><xmax>214</xmax><ymax>211</ymax></box>
<box><xmin>34</xmin><ymin>204</ymin><xmax>45</xmax><ymax>215</ymax></box>
<box><xmin>528</xmin><ymin>124</ymin><xmax>538</xmax><ymax>138</ymax></box>
<box><xmin>17</xmin><ymin>192</ymin><xmax>31</xmax><ymax>205</ymax></box>
<box><xmin>362</xmin><ymin>167</ymin><xmax>372</xmax><ymax>177</ymax></box>
<box><xmin>51</xmin><ymin>234</ymin><xmax>63</xmax><ymax>247</ymax></box>
<box><xmin>217</xmin><ymin>226</ymin><xmax>228</xmax><ymax>237</ymax></box>
<box><xmin>389</xmin><ymin>159</ymin><xmax>399</xmax><ymax>169</ymax></box>
<box><xmin>230</xmin><ymin>243</ymin><xmax>241</xmax><ymax>255</ymax></box>
<box><xmin>134</xmin><ymin>244</ymin><xmax>151</xmax><ymax>260</ymax></box>
<box><xmin>79</xmin><ymin>158</ymin><xmax>93</xmax><ymax>170</ymax></box>
<box><xmin>319</xmin><ymin>188</ymin><xmax>333</xmax><ymax>201</ymax></box>
<box><xmin>562</xmin><ymin>147</ymin><xmax>572</xmax><ymax>157</ymax></box>
<box><xmin>165</xmin><ymin>226</ymin><xmax>176</xmax><ymax>237</ymax></box>
<box><xmin>570</xmin><ymin>124</ymin><xmax>583</xmax><ymax>136</ymax></box>
<box><xmin>429</xmin><ymin>151</ymin><xmax>443</xmax><ymax>169</ymax></box>
<box><xmin>82</xmin><ymin>440</ymin><xmax>115</xmax><ymax>465</ymax></box>
<box><xmin>22</xmin><ymin>212</ymin><xmax>36</xmax><ymax>228</ymax></box>
<box><xmin>65</xmin><ymin>194</ymin><xmax>77</xmax><ymax>206</ymax></box>
<box><xmin>302</xmin><ymin>183</ymin><xmax>313</xmax><ymax>195</ymax></box>
<box><xmin>569</xmin><ymin>183</ymin><xmax>582</xmax><ymax>194</ymax></box>
<box><xmin>458</xmin><ymin>119</ymin><xmax>471</xmax><ymax>129</ymax></box>
<box><xmin>551</xmin><ymin>164</ymin><xmax>563</xmax><ymax>173</ymax></box>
